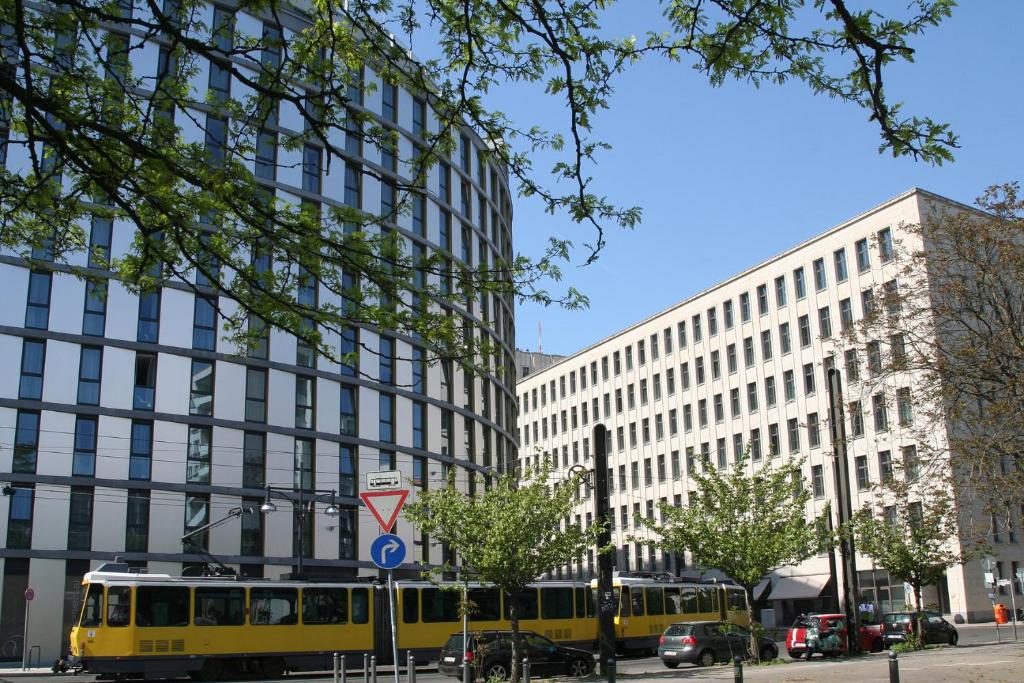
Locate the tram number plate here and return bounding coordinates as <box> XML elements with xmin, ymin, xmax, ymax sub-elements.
<box><xmin>662</xmin><ymin>651</ymin><xmax>675</xmax><ymax>657</ymax></box>
<box><xmin>443</xmin><ymin>657</ymin><xmax>456</xmax><ymax>663</ymax></box>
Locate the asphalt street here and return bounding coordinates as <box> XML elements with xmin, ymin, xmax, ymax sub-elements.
<box><xmin>2</xmin><ymin>624</ymin><xmax>1020</xmax><ymax>683</ymax></box>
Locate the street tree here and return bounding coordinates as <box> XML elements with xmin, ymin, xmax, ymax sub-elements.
<box><xmin>0</xmin><ymin>0</ymin><xmax>957</xmax><ymax>366</ymax></box>
<box><xmin>838</xmin><ymin>183</ymin><xmax>1024</xmax><ymax>538</ymax></box>
<box><xmin>637</xmin><ymin>453</ymin><xmax>829</xmax><ymax>662</ymax></box>
<box><xmin>847</xmin><ymin>475</ymin><xmax>970</xmax><ymax>648</ymax></box>
<box><xmin>404</xmin><ymin>464</ymin><xmax>604</xmax><ymax>683</ymax></box>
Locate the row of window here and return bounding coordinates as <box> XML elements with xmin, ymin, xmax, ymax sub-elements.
<box><xmin>522</xmin><ymin>356</ymin><xmax>914</xmax><ymax>449</ymax></box>
<box><xmin>521</xmin><ymin>228</ymin><xmax>898</xmax><ymax>414</ymax></box>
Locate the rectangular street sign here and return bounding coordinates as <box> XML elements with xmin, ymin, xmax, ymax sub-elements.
<box><xmin>366</xmin><ymin>470</ymin><xmax>402</xmax><ymax>491</ymax></box>
<box><xmin>997</xmin><ymin>578</ymin><xmax>1011</xmax><ymax>586</ymax></box>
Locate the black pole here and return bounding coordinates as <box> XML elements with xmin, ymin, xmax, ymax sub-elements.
<box><xmin>827</xmin><ymin>368</ymin><xmax>860</xmax><ymax>653</ymax></box>
<box><xmin>592</xmin><ymin>424</ymin><xmax>616</xmax><ymax>678</ymax></box>
<box><xmin>887</xmin><ymin>651</ymin><xmax>899</xmax><ymax>683</ymax></box>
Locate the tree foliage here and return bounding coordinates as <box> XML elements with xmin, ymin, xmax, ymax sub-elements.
<box><xmin>0</xmin><ymin>0</ymin><xmax>956</xmax><ymax>366</ymax></box>
<box><xmin>841</xmin><ymin>183</ymin><xmax>1024</xmax><ymax>537</ymax></box>
<box><xmin>847</xmin><ymin>474</ymin><xmax>968</xmax><ymax>648</ymax></box>
<box><xmin>638</xmin><ymin>453</ymin><xmax>828</xmax><ymax>661</ymax></box>
<box><xmin>403</xmin><ymin>464</ymin><xmax>603</xmax><ymax>682</ymax></box>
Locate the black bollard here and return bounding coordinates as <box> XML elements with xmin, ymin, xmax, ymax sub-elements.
<box><xmin>606</xmin><ymin>658</ymin><xmax>616</xmax><ymax>683</ymax></box>
<box><xmin>334</xmin><ymin>653</ymin><xmax>341</xmax><ymax>683</ymax></box>
<box><xmin>523</xmin><ymin>658</ymin><xmax>531</xmax><ymax>683</ymax></box>
<box><xmin>733</xmin><ymin>655</ymin><xmax>744</xmax><ymax>683</ymax></box>
<box><xmin>407</xmin><ymin>652</ymin><xmax>416</xmax><ymax>683</ymax></box>
<box><xmin>888</xmin><ymin>651</ymin><xmax>899</xmax><ymax>683</ymax></box>
<box><xmin>371</xmin><ymin>655</ymin><xmax>377</xmax><ymax>683</ymax></box>
<box><xmin>340</xmin><ymin>655</ymin><xmax>347</xmax><ymax>683</ymax></box>
<box><xmin>363</xmin><ymin>654</ymin><xmax>370</xmax><ymax>683</ymax></box>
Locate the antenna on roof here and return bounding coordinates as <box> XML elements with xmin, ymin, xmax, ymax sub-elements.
<box><xmin>538</xmin><ymin>321</ymin><xmax>543</xmax><ymax>353</ymax></box>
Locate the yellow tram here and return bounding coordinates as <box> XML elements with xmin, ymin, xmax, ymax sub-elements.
<box><xmin>69</xmin><ymin>566</ymin><xmax>749</xmax><ymax>679</ymax></box>
<box><xmin>598</xmin><ymin>575</ymin><xmax>749</xmax><ymax>652</ymax></box>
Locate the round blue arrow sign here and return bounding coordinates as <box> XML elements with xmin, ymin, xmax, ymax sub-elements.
<box><xmin>370</xmin><ymin>533</ymin><xmax>407</xmax><ymax>569</ymax></box>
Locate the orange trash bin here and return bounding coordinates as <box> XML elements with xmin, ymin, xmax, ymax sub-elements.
<box><xmin>994</xmin><ymin>604</ymin><xmax>1010</xmax><ymax>624</ymax></box>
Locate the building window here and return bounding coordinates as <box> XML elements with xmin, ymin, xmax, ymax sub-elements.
<box><xmin>338</xmin><ymin>507</ymin><xmax>357</xmax><ymax>560</ymax></box>
<box><xmin>245</xmin><ymin>368</ymin><xmax>267</xmax><ymax>422</ymax></box>
<box><xmin>779</xmin><ymin>323</ymin><xmax>791</xmax><ymax>353</ymax></box>
<box><xmin>339</xmin><ymin>444</ymin><xmax>357</xmax><ymax>497</ymax></box>
<box><xmin>813</xmin><ymin>258</ymin><xmax>827</xmax><ymax>291</ymax></box>
<box><xmin>240</xmin><ymin>496</ymin><xmax>264</xmax><ymax>556</ymax></box>
<box><xmin>73</xmin><ymin>416</ymin><xmax>98</xmax><ymax>477</ymax></box>
<box><xmin>18</xmin><ymin>340</ymin><xmax>45</xmax><ymax>401</ymax></box>
<box><xmin>872</xmin><ymin>393</ymin><xmax>889</xmax><ymax>431</ymax></box>
<box><xmin>812</xmin><ymin>465</ymin><xmax>825</xmax><ymax>498</ymax></box>
<box><xmin>727</xmin><ymin>344</ymin><xmax>737</xmax><ymax>373</ymax></box>
<box><xmin>7</xmin><ymin>486</ymin><xmax>34</xmax><ymax>549</ymax></box>
<box><xmin>768</xmin><ymin>423</ymin><xmax>780</xmax><ymax>456</ymax></box>
<box><xmin>83</xmin><ymin>281</ymin><xmax>107</xmax><ymax>336</ymax></box>
<box><xmin>126</xmin><ymin>490</ymin><xmax>149</xmax><ymax>552</ymax></box>
<box><xmin>775</xmin><ymin>276</ymin><xmax>787</xmax><ymax>307</ymax></box>
<box><xmin>243</xmin><ymin>432</ymin><xmax>265</xmax><ymax>488</ymax></box>
<box><xmin>750</xmin><ymin>429</ymin><xmax>761</xmax><ymax>461</ymax></box>
<box><xmin>747</xmin><ymin>382</ymin><xmax>758</xmax><ymax>412</ymax></box>
<box><xmin>707</xmin><ymin>307</ymin><xmax>718</xmax><ymax>336</ymax></box>
<box><xmin>834</xmin><ymin>248</ymin><xmax>848</xmax><ymax>282</ymax></box>
<box><xmin>878</xmin><ymin>450</ymin><xmax>893</xmax><ymax>482</ymax></box>
<box><xmin>187</xmin><ymin>426</ymin><xmax>211</xmax><ymax>484</ymax></box>
<box><xmin>185</xmin><ymin>494</ymin><xmax>211</xmax><ymax>551</ymax></box>
<box><xmin>787</xmin><ymin>418</ymin><xmax>800</xmax><ymax>453</ymax></box>
<box><xmin>133</xmin><ymin>353</ymin><xmax>157</xmax><ymax>410</ymax></box>
<box><xmin>340</xmin><ymin>385</ymin><xmax>358</xmax><ymax>435</ymax></box>
<box><xmin>12</xmin><ymin>410</ymin><xmax>39</xmax><ymax>474</ymax></box>
<box><xmin>765</xmin><ymin>376</ymin><xmax>777</xmax><ymax>407</ymax></box>
<box><xmin>193</xmin><ymin>295</ymin><xmax>217</xmax><ymax>350</ymax></box>
<box><xmin>856</xmin><ymin>237</ymin><xmax>870</xmax><ymax>272</ymax></box>
<box><xmin>189</xmin><ymin>360</ymin><xmax>214</xmax><ymax>416</ymax></box>
<box><xmin>897</xmin><ymin>388</ymin><xmax>913</xmax><ymax>425</ymax></box>
<box><xmin>129</xmin><ymin>420</ymin><xmax>153</xmax><ymax>480</ymax></box>
<box><xmin>137</xmin><ymin>290</ymin><xmax>161</xmax><ymax>342</ymax></box>
<box><xmin>761</xmin><ymin>330</ymin><xmax>772</xmax><ymax>360</ymax></box>
<box><xmin>819</xmin><ymin>306</ymin><xmax>832</xmax><ymax>338</ymax></box>
<box><xmin>756</xmin><ymin>285</ymin><xmax>768</xmax><ymax>315</ymax></box>
<box><xmin>302</xmin><ymin>144</ymin><xmax>322</xmax><ymax>193</ymax></box>
<box><xmin>849</xmin><ymin>401</ymin><xmax>864</xmax><ymax>437</ymax></box>
<box><xmin>807</xmin><ymin>412</ymin><xmax>820</xmax><ymax>448</ymax></box>
<box><xmin>798</xmin><ymin>315</ymin><xmax>811</xmax><ymax>347</ymax></box>
<box><xmin>295</xmin><ymin>375</ymin><xmax>314</xmax><ymax>429</ymax></box>
<box><xmin>25</xmin><ymin>271</ymin><xmax>52</xmax><ymax>329</ymax></box>
<box><xmin>711</xmin><ymin>351</ymin><xmax>720</xmax><ymax>379</ymax></box>
<box><xmin>792</xmin><ymin>266</ymin><xmax>805</xmax><ymax>299</ymax></box>
<box><xmin>878</xmin><ymin>227</ymin><xmax>894</xmax><ymax>263</ymax></box>
<box><xmin>784</xmin><ymin>370</ymin><xmax>795</xmax><ymax>402</ymax></box>
<box><xmin>844</xmin><ymin>349</ymin><xmax>859</xmax><ymax>381</ymax></box>
<box><xmin>379</xmin><ymin>393</ymin><xmax>395</xmax><ymax>443</ymax></box>
<box><xmin>413</xmin><ymin>401</ymin><xmax>426</xmax><ymax>449</ymax></box>
<box><xmin>803</xmin><ymin>363</ymin><xmax>816</xmax><ymax>396</ymax></box>
<box><xmin>294</xmin><ymin>438</ymin><xmax>314</xmax><ymax>491</ymax></box>
<box><xmin>855</xmin><ymin>455</ymin><xmax>870</xmax><ymax>490</ymax></box>
<box><xmin>840</xmin><ymin>298</ymin><xmax>854</xmax><ymax>332</ymax></box>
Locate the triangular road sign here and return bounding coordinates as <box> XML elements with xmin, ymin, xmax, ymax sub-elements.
<box><xmin>359</xmin><ymin>489</ymin><xmax>409</xmax><ymax>532</ymax></box>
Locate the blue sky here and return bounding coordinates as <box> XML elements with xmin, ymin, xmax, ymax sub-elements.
<box><xmin>486</xmin><ymin>2</ymin><xmax>1024</xmax><ymax>355</ymax></box>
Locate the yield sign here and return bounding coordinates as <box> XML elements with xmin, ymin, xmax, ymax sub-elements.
<box><xmin>359</xmin><ymin>489</ymin><xmax>409</xmax><ymax>532</ymax></box>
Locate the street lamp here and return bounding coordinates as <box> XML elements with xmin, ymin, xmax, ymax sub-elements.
<box><xmin>261</xmin><ymin>485</ymin><xmax>340</xmax><ymax>578</ymax></box>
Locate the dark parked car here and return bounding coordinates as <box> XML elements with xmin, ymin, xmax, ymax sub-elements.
<box><xmin>882</xmin><ymin>612</ymin><xmax>958</xmax><ymax>646</ymax></box>
<box><xmin>438</xmin><ymin>631</ymin><xmax>594</xmax><ymax>680</ymax></box>
<box><xmin>657</xmin><ymin>621</ymin><xmax>778</xmax><ymax>668</ymax></box>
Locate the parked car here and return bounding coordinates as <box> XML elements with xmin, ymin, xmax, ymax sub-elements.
<box><xmin>657</xmin><ymin>621</ymin><xmax>778</xmax><ymax>668</ymax></box>
<box><xmin>786</xmin><ymin>613</ymin><xmax>883</xmax><ymax>659</ymax></box>
<box><xmin>437</xmin><ymin>631</ymin><xmax>594</xmax><ymax>680</ymax></box>
<box><xmin>881</xmin><ymin>611</ymin><xmax>958</xmax><ymax>646</ymax></box>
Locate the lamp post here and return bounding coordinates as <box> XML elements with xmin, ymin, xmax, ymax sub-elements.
<box><xmin>260</xmin><ymin>485</ymin><xmax>340</xmax><ymax>578</ymax></box>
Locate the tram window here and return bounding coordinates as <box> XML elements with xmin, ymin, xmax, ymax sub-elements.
<box><xmin>194</xmin><ymin>588</ymin><xmax>245</xmax><ymax>626</ymax></box>
<box><xmin>696</xmin><ymin>587</ymin><xmax>717</xmax><ymax>613</ymax></box>
<box><xmin>250</xmin><ymin>588</ymin><xmax>298</xmax><ymax>625</ymax></box>
<box><xmin>680</xmin><ymin>588</ymin><xmax>698</xmax><ymax>614</ymax></box>
<box><xmin>352</xmin><ymin>588</ymin><xmax>369</xmax><ymax>624</ymax></box>
<box><xmin>80</xmin><ymin>584</ymin><xmax>103</xmax><ymax>627</ymax></box>
<box><xmin>303</xmin><ymin>588</ymin><xmax>348</xmax><ymax>624</ymax></box>
<box><xmin>585</xmin><ymin>587</ymin><xmax>595</xmax><ymax>618</ymax></box>
<box><xmin>630</xmin><ymin>588</ymin><xmax>645</xmax><ymax>616</ymax></box>
<box><xmin>136</xmin><ymin>587</ymin><xmax>189</xmax><ymax>627</ymax></box>
<box><xmin>645</xmin><ymin>588</ymin><xmax>664</xmax><ymax>616</ymax></box>
<box><xmin>617</xmin><ymin>588</ymin><xmax>630</xmax><ymax>617</ymax></box>
<box><xmin>107</xmin><ymin>587</ymin><xmax>131</xmax><ymax>627</ymax></box>
<box><xmin>574</xmin><ymin>588</ymin><xmax>585</xmax><ymax>618</ymax></box>
<box><xmin>468</xmin><ymin>588</ymin><xmax>501</xmax><ymax>621</ymax></box>
<box><xmin>727</xmin><ymin>589</ymin><xmax>746</xmax><ymax>612</ymax></box>
<box><xmin>422</xmin><ymin>588</ymin><xmax>460</xmax><ymax>622</ymax></box>
<box><xmin>541</xmin><ymin>587</ymin><xmax>573</xmax><ymax>619</ymax></box>
<box><xmin>402</xmin><ymin>588</ymin><xmax>418</xmax><ymax>623</ymax></box>
<box><xmin>664</xmin><ymin>588</ymin><xmax>681</xmax><ymax>615</ymax></box>
<box><xmin>504</xmin><ymin>589</ymin><xmax>538</xmax><ymax>620</ymax></box>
